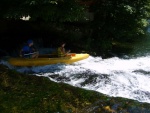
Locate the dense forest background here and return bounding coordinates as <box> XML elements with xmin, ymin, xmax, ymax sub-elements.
<box><xmin>0</xmin><ymin>0</ymin><xmax>150</xmax><ymax>57</ymax></box>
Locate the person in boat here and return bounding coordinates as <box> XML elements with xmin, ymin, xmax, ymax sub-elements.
<box><xmin>57</xmin><ymin>42</ymin><xmax>70</xmax><ymax>57</ymax></box>
<box><xmin>19</xmin><ymin>39</ymin><xmax>39</xmax><ymax>58</ymax></box>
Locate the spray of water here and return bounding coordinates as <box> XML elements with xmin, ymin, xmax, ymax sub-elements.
<box><xmin>1</xmin><ymin>55</ymin><xmax>150</xmax><ymax>104</ymax></box>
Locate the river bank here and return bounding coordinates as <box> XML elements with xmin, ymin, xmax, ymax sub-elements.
<box><xmin>0</xmin><ymin>64</ymin><xmax>150</xmax><ymax>113</ymax></box>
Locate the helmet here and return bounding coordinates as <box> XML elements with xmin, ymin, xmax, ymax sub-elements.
<box><xmin>27</xmin><ymin>40</ymin><xmax>33</xmax><ymax>44</ymax></box>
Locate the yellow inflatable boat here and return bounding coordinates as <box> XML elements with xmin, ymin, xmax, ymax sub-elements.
<box><xmin>8</xmin><ymin>53</ymin><xmax>89</xmax><ymax>67</ymax></box>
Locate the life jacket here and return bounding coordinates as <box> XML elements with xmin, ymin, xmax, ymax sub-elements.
<box><xmin>57</xmin><ymin>47</ymin><xmax>65</xmax><ymax>57</ymax></box>
<box><xmin>21</xmin><ymin>45</ymin><xmax>35</xmax><ymax>57</ymax></box>
<box><xmin>22</xmin><ymin>45</ymin><xmax>30</xmax><ymax>53</ymax></box>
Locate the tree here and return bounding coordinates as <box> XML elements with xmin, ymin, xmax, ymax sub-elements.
<box><xmin>89</xmin><ymin>0</ymin><xmax>150</xmax><ymax>55</ymax></box>
<box><xmin>1</xmin><ymin>0</ymin><xmax>150</xmax><ymax>56</ymax></box>
<box><xmin>0</xmin><ymin>0</ymin><xmax>85</xmax><ymax>22</ymax></box>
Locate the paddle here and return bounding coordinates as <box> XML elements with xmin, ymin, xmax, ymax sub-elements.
<box><xmin>67</xmin><ymin>53</ymin><xmax>76</xmax><ymax>57</ymax></box>
<box><xmin>23</xmin><ymin>52</ymin><xmax>38</xmax><ymax>56</ymax></box>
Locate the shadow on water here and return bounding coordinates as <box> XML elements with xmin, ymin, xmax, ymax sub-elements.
<box><xmin>15</xmin><ymin>63</ymin><xmax>67</xmax><ymax>75</ymax></box>
<box><xmin>111</xmin><ymin>36</ymin><xmax>150</xmax><ymax>59</ymax></box>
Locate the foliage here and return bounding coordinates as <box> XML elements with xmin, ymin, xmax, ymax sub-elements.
<box><xmin>89</xmin><ymin>0</ymin><xmax>150</xmax><ymax>54</ymax></box>
<box><xmin>0</xmin><ymin>0</ymin><xmax>85</xmax><ymax>22</ymax></box>
<box><xmin>1</xmin><ymin>0</ymin><xmax>150</xmax><ymax>56</ymax></box>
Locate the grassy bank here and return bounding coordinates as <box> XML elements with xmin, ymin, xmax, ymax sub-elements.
<box><xmin>0</xmin><ymin>64</ymin><xmax>150</xmax><ymax>113</ymax></box>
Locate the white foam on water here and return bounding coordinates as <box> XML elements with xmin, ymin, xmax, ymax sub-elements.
<box><xmin>1</xmin><ymin>55</ymin><xmax>150</xmax><ymax>104</ymax></box>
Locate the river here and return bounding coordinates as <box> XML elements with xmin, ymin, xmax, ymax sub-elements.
<box><xmin>1</xmin><ymin>53</ymin><xmax>150</xmax><ymax>104</ymax></box>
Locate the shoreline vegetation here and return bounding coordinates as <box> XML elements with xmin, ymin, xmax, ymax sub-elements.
<box><xmin>0</xmin><ymin>64</ymin><xmax>150</xmax><ymax>113</ymax></box>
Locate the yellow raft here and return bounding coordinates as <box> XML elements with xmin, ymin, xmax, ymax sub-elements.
<box><xmin>8</xmin><ymin>53</ymin><xmax>89</xmax><ymax>67</ymax></box>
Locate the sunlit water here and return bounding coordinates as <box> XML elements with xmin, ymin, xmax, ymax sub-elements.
<box><xmin>1</xmin><ymin>55</ymin><xmax>150</xmax><ymax>104</ymax></box>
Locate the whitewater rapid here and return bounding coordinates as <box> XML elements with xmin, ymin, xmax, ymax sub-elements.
<box><xmin>1</xmin><ymin>55</ymin><xmax>150</xmax><ymax>104</ymax></box>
